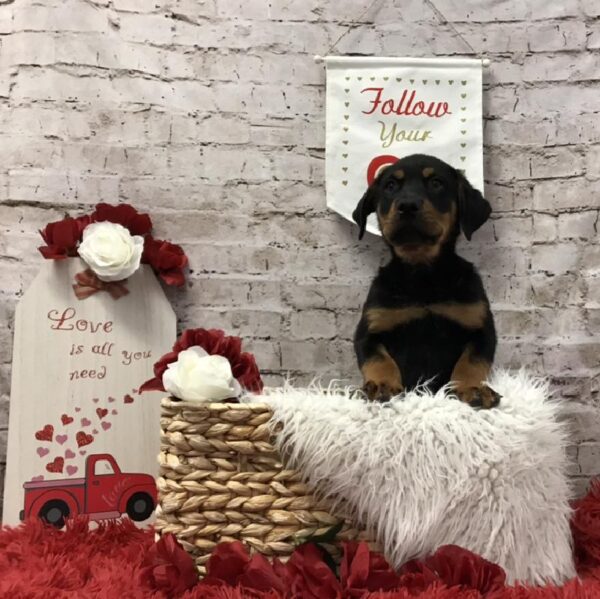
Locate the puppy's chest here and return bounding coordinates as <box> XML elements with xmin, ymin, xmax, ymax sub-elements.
<box><xmin>367</xmin><ymin>278</ymin><xmax>486</xmax><ymax>333</ymax></box>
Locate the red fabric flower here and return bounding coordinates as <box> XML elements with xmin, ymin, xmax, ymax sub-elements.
<box><xmin>341</xmin><ymin>541</ymin><xmax>401</xmax><ymax>596</ymax></box>
<box><xmin>142</xmin><ymin>235</ymin><xmax>188</xmax><ymax>287</ymax></box>
<box><xmin>138</xmin><ymin>533</ymin><xmax>198</xmax><ymax>596</ymax></box>
<box><xmin>91</xmin><ymin>202</ymin><xmax>152</xmax><ymax>236</ymax></box>
<box><xmin>286</xmin><ymin>543</ymin><xmax>342</xmax><ymax>599</ymax></box>
<box><xmin>139</xmin><ymin>328</ymin><xmax>263</xmax><ymax>395</ymax></box>
<box><xmin>202</xmin><ymin>541</ymin><xmax>285</xmax><ymax>594</ymax></box>
<box><xmin>401</xmin><ymin>545</ymin><xmax>506</xmax><ymax>595</ymax></box>
<box><xmin>572</xmin><ymin>478</ymin><xmax>600</xmax><ymax>573</ymax></box>
<box><xmin>38</xmin><ymin>215</ymin><xmax>91</xmax><ymax>259</ymax></box>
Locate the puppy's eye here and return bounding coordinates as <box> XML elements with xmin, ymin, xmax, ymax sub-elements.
<box><xmin>384</xmin><ymin>179</ymin><xmax>399</xmax><ymax>192</ymax></box>
<box><xmin>429</xmin><ymin>177</ymin><xmax>444</xmax><ymax>191</ymax></box>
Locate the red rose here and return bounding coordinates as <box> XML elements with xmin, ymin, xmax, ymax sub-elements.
<box><xmin>38</xmin><ymin>215</ymin><xmax>91</xmax><ymax>259</ymax></box>
<box><xmin>285</xmin><ymin>543</ymin><xmax>342</xmax><ymax>599</ymax></box>
<box><xmin>91</xmin><ymin>202</ymin><xmax>152</xmax><ymax>236</ymax></box>
<box><xmin>401</xmin><ymin>545</ymin><xmax>506</xmax><ymax>595</ymax></box>
<box><xmin>139</xmin><ymin>328</ymin><xmax>263</xmax><ymax>394</ymax></box>
<box><xmin>341</xmin><ymin>541</ymin><xmax>401</xmax><ymax>596</ymax></box>
<box><xmin>138</xmin><ymin>533</ymin><xmax>198</xmax><ymax>596</ymax></box>
<box><xmin>142</xmin><ymin>235</ymin><xmax>188</xmax><ymax>287</ymax></box>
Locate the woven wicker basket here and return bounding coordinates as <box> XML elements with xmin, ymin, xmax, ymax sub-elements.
<box><xmin>156</xmin><ymin>397</ymin><xmax>370</xmax><ymax>573</ymax></box>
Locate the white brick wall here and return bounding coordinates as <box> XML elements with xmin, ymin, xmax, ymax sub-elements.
<box><xmin>0</xmin><ymin>0</ymin><xmax>599</xmax><ymax>510</ymax></box>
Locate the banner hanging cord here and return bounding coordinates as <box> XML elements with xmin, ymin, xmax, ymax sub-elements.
<box><xmin>314</xmin><ymin>0</ymin><xmax>490</xmax><ymax>67</ymax></box>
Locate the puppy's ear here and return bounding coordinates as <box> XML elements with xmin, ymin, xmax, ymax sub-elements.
<box><xmin>456</xmin><ymin>171</ymin><xmax>491</xmax><ymax>241</ymax></box>
<box><xmin>352</xmin><ymin>184</ymin><xmax>377</xmax><ymax>240</ymax></box>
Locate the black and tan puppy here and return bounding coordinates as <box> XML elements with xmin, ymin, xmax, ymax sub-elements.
<box><xmin>353</xmin><ymin>154</ymin><xmax>500</xmax><ymax>408</ymax></box>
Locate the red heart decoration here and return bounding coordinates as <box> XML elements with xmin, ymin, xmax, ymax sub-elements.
<box><xmin>65</xmin><ymin>449</ymin><xmax>76</xmax><ymax>459</ymax></box>
<box><xmin>101</xmin><ymin>421</ymin><xmax>112</xmax><ymax>431</ymax></box>
<box><xmin>46</xmin><ymin>457</ymin><xmax>64</xmax><ymax>473</ymax></box>
<box><xmin>36</xmin><ymin>447</ymin><xmax>49</xmax><ymax>458</ymax></box>
<box><xmin>81</xmin><ymin>417</ymin><xmax>91</xmax><ymax>427</ymax></box>
<box><xmin>108</xmin><ymin>396</ymin><xmax>115</xmax><ymax>403</ymax></box>
<box><xmin>66</xmin><ymin>465</ymin><xmax>78</xmax><ymax>476</ymax></box>
<box><xmin>123</xmin><ymin>394</ymin><xmax>134</xmax><ymax>404</ymax></box>
<box><xmin>35</xmin><ymin>424</ymin><xmax>54</xmax><ymax>442</ymax></box>
<box><xmin>75</xmin><ymin>407</ymin><xmax>81</xmax><ymax>413</ymax></box>
<box><xmin>96</xmin><ymin>408</ymin><xmax>108</xmax><ymax>420</ymax></box>
<box><xmin>76</xmin><ymin>431</ymin><xmax>94</xmax><ymax>448</ymax></box>
<box><xmin>61</xmin><ymin>414</ymin><xmax>74</xmax><ymax>425</ymax></box>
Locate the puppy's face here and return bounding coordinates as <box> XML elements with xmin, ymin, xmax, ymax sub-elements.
<box><xmin>352</xmin><ymin>154</ymin><xmax>491</xmax><ymax>264</ymax></box>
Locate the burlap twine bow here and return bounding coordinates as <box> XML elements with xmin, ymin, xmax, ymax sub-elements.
<box><xmin>72</xmin><ymin>269</ymin><xmax>130</xmax><ymax>300</ymax></box>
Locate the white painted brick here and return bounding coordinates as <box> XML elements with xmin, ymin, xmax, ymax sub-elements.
<box><xmin>290</xmin><ymin>310</ymin><xmax>337</xmax><ymax>340</ymax></box>
<box><xmin>557</xmin><ymin>211</ymin><xmax>598</xmax><ymax>240</ymax></box>
<box><xmin>13</xmin><ymin>3</ymin><xmax>108</xmax><ymax>33</ymax></box>
<box><xmin>532</xmin><ymin>214</ymin><xmax>558</xmax><ymax>242</ymax></box>
<box><xmin>585</xmin><ymin>145</ymin><xmax>600</xmax><ymax>180</ymax></box>
<box><xmin>529</xmin><ymin>147</ymin><xmax>584</xmax><ymax>180</ymax></box>
<box><xmin>113</xmin><ymin>0</ymin><xmax>163</xmax><ymax>12</ymax></box>
<box><xmin>523</xmin><ymin>53</ymin><xmax>600</xmax><ymax>83</ymax></box>
<box><xmin>527</xmin><ymin>21</ymin><xmax>586</xmax><ymax>51</ymax></box>
<box><xmin>581</xmin><ymin>0</ymin><xmax>600</xmax><ymax>16</ymax></box>
<box><xmin>531</xmin><ymin>243</ymin><xmax>579</xmax><ymax>274</ymax></box>
<box><xmin>530</xmin><ymin>273</ymin><xmax>585</xmax><ymax>307</ymax></box>
<box><xmin>533</xmin><ymin>179</ymin><xmax>600</xmax><ymax>212</ymax></box>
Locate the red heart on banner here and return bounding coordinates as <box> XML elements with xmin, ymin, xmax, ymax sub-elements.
<box><xmin>35</xmin><ymin>425</ymin><xmax>54</xmax><ymax>442</ymax></box>
<box><xmin>61</xmin><ymin>414</ymin><xmax>74</xmax><ymax>425</ymax></box>
<box><xmin>123</xmin><ymin>394</ymin><xmax>134</xmax><ymax>404</ymax></box>
<box><xmin>96</xmin><ymin>408</ymin><xmax>108</xmax><ymax>420</ymax></box>
<box><xmin>366</xmin><ymin>154</ymin><xmax>400</xmax><ymax>185</ymax></box>
<box><xmin>76</xmin><ymin>431</ymin><xmax>94</xmax><ymax>448</ymax></box>
<box><xmin>46</xmin><ymin>457</ymin><xmax>64</xmax><ymax>473</ymax></box>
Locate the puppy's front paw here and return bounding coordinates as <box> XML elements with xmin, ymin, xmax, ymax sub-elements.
<box><xmin>363</xmin><ymin>380</ymin><xmax>403</xmax><ymax>402</ymax></box>
<box><xmin>456</xmin><ymin>384</ymin><xmax>501</xmax><ymax>409</ymax></box>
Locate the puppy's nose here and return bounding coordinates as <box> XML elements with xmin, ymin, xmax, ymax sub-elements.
<box><xmin>397</xmin><ymin>198</ymin><xmax>421</xmax><ymax>214</ymax></box>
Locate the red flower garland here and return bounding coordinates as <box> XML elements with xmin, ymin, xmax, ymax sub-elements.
<box><xmin>38</xmin><ymin>202</ymin><xmax>188</xmax><ymax>286</ymax></box>
<box><xmin>140</xmin><ymin>476</ymin><xmax>600</xmax><ymax>598</ymax></box>
<box><xmin>140</xmin><ymin>328</ymin><xmax>264</xmax><ymax>395</ymax></box>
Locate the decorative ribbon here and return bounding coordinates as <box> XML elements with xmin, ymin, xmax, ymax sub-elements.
<box><xmin>72</xmin><ymin>269</ymin><xmax>129</xmax><ymax>300</ymax></box>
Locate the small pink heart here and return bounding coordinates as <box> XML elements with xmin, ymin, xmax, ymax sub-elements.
<box><xmin>108</xmin><ymin>396</ymin><xmax>115</xmax><ymax>403</ymax></box>
<box><xmin>79</xmin><ymin>450</ymin><xmax>87</xmax><ymax>456</ymax></box>
<box><xmin>75</xmin><ymin>407</ymin><xmax>81</xmax><ymax>412</ymax></box>
<box><xmin>132</xmin><ymin>388</ymin><xmax>138</xmax><ymax>394</ymax></box>
<box><xmin>111</xmin><ymin>409</ymin><xmax>118</xmax><ymax>415</ymax></box>
<box><xmin>66</xmin><ymin>465</ymin><xmax>78</xmax><ymax>476</ymax></box>
<box><xmin>92</xmin><ymin>398</ymin><xmax>99</xmax><ymax>403</ymax></box>
<box><xmin>92</xmin><ymin>429</ymin><xmax>98</xmax><ymax>434</ymax></box>
<box><xmin>36</xmin><ymin>447</ymin><xmax>49</xmax><ymax>457</ymax></box>
<box><xmin>81</xmin><ymin>418</ymin><xmax>91</xmax><ymax>427</ymax></box>
<box><xmin>32</xmin><ymin>475</ymin><xmax>44</xmax><ymax>482</ymax></box>
<box><xmin>65</xmin><ymin>449</ymin><xmax>76</xmax><ymax>459</ymax></box>
<box><xmin>101</xmin><ymin>421</ymin><xmax>112</xmax><ymax>431</ymax></box>
<box><xmin>56</xmin><ymin>434</ymin><xmax>68</xmax><ymax>445</ymax></box>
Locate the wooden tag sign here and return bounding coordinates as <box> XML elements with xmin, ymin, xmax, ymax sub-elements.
<box><xmin>2</xmin><ymin>259</ymin><xmax>176</xmax><ymax>526</ymax></box>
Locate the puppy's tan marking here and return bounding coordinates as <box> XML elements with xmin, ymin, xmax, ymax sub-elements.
<box><xmin>361</xmin><ymin>345</ymin><xmax>403</xmax><ymax>401</ymax></box>
<box><xmin>393</xmin><ymin>169</ymin><xmax>405</xmax><ymax>179</ymax></box>
<box><xmin>366</xmin><ymin>306</ymin><xmax>427</xmax><ymax>332</ymax></box>
<box><xmin>450</xmin><ymin>345</ymin><xmax>499</xmax><ymax>409</ymax></box>
<box><xmin>429</xmin><ymin>301</ymin><xmax>487</xmax><ymax>329</ymax></box>
<box><xmin>366</xmin><ymin>300</ymin><xmax>486</xmax><ymax>333</ymax></box>
<box><xmin>422</xmin><ymin>167</ymin><xmax>435</xmax><ymax>178</ymax></box>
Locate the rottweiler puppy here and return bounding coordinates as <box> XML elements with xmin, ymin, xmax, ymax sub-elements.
<box><xmin>352</xmin><ymin>154</ymin><xmax>500</xmax><ymax>409</ymax></box>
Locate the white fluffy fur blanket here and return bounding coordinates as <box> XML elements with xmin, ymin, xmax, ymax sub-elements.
<box><xmin>260</xmin><ymin>371</ymin><xmax>575</xmax><ymax>585</ymax></box>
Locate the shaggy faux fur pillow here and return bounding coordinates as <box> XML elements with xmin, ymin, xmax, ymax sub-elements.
<box><xmin>260</xmin><ymin>371</ymin><xmax>575</xmax><ymax>585</ymax></box>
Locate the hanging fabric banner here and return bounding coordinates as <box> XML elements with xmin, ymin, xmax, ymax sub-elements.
<box><xmin>325</xmin><ymin>56</ymin><xmax>484</xmax><ymax>236</ymax></box>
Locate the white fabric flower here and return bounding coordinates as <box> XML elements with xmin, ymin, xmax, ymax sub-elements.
<box><xmin>163</xmin><ymin>346</ymin><xmax>241</xmax><ymax>402</ymax></box>
<box><xmin>78</xmin><ymin>222</ymin><xmax>144</xmax><ymax>282</ymax></box>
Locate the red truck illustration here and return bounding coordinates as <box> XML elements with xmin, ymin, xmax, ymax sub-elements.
<box><xmin>20</xmin><ymin>453</ymin><xmax>157</xmax><ymax>528</ymax></box>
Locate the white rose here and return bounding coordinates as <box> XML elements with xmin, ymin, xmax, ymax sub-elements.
<box><xmin>163</xmin><ymin>346</ymin><xmax>241</xmax><ymax>402</ymax></box>
<box><xmin>78</xmin><ymin>222</ymin><xmax>144</xmax><ymax>282</ymax></box>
